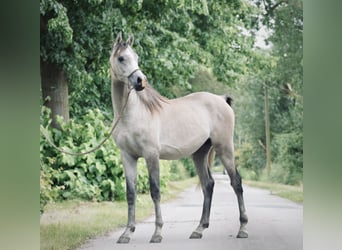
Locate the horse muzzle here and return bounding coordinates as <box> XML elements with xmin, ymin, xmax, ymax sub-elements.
<box><xmin>133</xmin><ymin>76</ymin><xmax>147</xmax><ymax>91</ymax></box>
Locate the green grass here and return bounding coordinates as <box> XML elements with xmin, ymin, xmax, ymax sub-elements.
<box><xmin>40</xmin><ymin>177</ymin><xmax>197</xmax><ymax>250</ymax></box>
<box><xmin>212</xmin><ymin>165</ymin><xmax>303</xmax><ymax>203</ymax></box>
<box><xmin>40</xmin><ymin>199</ymin><xmax>149</xmax><ymax>250</ymax></box>
<box><xmin>243</xmin><ymin>179</ymin><xmax>303</xmax><ymax>203</ymax></box>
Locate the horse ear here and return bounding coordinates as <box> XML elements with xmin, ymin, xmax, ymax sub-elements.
<box><xmin>114</xmin><ymin>32</ymin><xmax>122</xmax><ymax>47</ymax></box>
<box><xmin>127</xmin><ymin>33</ymin><xmax>134</xmax><ymax>46</ymax></box>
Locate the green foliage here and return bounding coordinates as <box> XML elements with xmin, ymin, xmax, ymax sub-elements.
<box><xmin>136</xmin><ymin>159</ymin><xmax>171</xmax><ymax>194</ymax></box>
<box><xmin>272</xmin><ymin>132</ymin><xmax>303</xmax><ymax>185</ymax></box>
<box><xmin>180</xmin><ymin>158</ymin><xmax>197</xmax><ymax>177</ymax></box>
<box><xmin>40</xmin><ymin>107</ymin><xmax>174</xmax><ymax>213</ymax></box>
<box><xmin>40</xmin><ymin>107</ymin><xmax>125</xmax><ymax>205</ymax></box>
<box><xmin>235</xmin><ymin>143</ymin><xmax>259</xmax><ymax>180</ymax></box>
<box><xmin>40</xmin><ymin>0</ymin><xmax>258</xmax><ymax>113</ymax></box>
<box><xmin>235</xmin><ymin>1</ymin><xmax>303</xmax><ymax>185</ymax></box>
<box><xmin>40</xmin><ymin>163</ymin><xmax>61</xmax><ymax>214</ymax></box>
<box><xmin>189</xmin><ymin>68</ymin><xmax>233</xmax><ymax>95</ymax></box>
<box><xmin>169</xmin><ymin>161</ymin><xmax>191</xmax><ymax>181</ymax></box>
<box><xmin>40</xmin><ymin>0</ymin><xmax>73</xmax><ymax>61</ymax></box>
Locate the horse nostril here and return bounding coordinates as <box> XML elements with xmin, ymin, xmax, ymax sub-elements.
<box><xmin>134</xmin><ymin>77</ymin><xmax>145</xmax><ymax>91</ymax></box>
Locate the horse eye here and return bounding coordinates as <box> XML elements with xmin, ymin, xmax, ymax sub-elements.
<box><xmin>118</xmin><ymin>56</ymin><xmax>124</xmax><ymax>63</ymax></box>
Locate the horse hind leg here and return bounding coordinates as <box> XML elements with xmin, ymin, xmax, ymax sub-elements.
<box><xmin>190</xmin><ymin>139</ymin><xmax>215</xmax><ymax>239</ymax></box>
<box><xmin>217</xmin><ymin>147</ymin><xmax>248</xmax><ymax>238</ymax></box>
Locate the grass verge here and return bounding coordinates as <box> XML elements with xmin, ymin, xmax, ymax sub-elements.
<box><xmin>243</xmin><ymin>179</ymin><xmax>303</xmax><ymax>203</ymax></box>
<box><xmin>40</xmin><ymin>177</ymin><xmax>197</xmax><ymax>250</ymax></box>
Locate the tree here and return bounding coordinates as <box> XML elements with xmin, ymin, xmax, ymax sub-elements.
<box><xmin>234</xmin><ymin>50</ymin><xmax>277</xmax><ymax>178</ymax></box>
<box><xmin>235</xmin><ymin>0</ymin><xmax>303</xmax><ymax>184</ymax></box>
<box><xmin>266</xmin><ymin>0</ymin><xmax>303</xmax><ymax>184</ymax></box>
<box><xmin>40</xmin><ymin>0</ymin><xmax>258</xmax><ymax>122</ymax></box>
<box><xmin>40</xmin><ymin>1</ymin><xmax>73</xmax><ymax>127</ymax></box>
<box><xmin>40</xmin><ymin>0</ymin><xmax>120</xmax><ymax>126</ymax></box>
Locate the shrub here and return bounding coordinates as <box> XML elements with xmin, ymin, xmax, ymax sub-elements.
<box><xmin>40</xmin><ymin>107</ymin><xmax>126</xmax><ymax>204</ymax></box>
<box><xmin>40</xmin><ymin>107</ymin><xmax>173</xmax><ymax>212</ymax></box>
<box><xmin>136</xmin><ymin>159</ymin><xmax>171</xmax><ymax>194</ymax></box>
<box><xmin>169</xmin><ymin>160</ymin><xmax>191</xmax><ymax>181</ymax></box>
<box><xmin>272</xmin><ymin>132</ymin><xmax>303</xmax><ymax>185</ymax></box>
<box><xmin>235</xmin><ymin>142</ymin><xmax>264</xmax><ymax>180</ymax></box>
<box><xmin>181</xmin><ymin>158</ymin><xmax>197</xmax><ymax>177</ymax></box>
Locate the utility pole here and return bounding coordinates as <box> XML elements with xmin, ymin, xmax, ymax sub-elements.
<box><xmin>264</xmin><ymin>81</ymin><xmax>272</xmax><ymax>178</ymax></box>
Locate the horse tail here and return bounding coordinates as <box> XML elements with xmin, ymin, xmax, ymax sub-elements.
<box><xmin>195</xmin><ymin>146</ymin><xmax>216</xmax><ymax>190</ymax></box>
<box><xmin>208</xmin><ymin>147</ymin><xmax>216</xmax><ymax>170</ymax></box>
<box><xmin>222</xmin><ymin>94</ymin><xmax>233</xmax><ymax>106</ymax></box>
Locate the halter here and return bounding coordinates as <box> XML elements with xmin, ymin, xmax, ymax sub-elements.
<box><xmin>127</xmin><ymin>68</ymin><xmax>141</xmax><ymax>79</ymax></box>
<box><xmin>110</xmin><ymin>62</ymin><xmax>140</xmax><ymax>81</ymax></box>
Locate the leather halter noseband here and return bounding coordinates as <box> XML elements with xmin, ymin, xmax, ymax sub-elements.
<box><xmin>127</xmin><ymin>68</ymin><xmax>140</xmax><ymax>79</ymax></box>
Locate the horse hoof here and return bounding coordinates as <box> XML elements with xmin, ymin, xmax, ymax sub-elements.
<box><xmin>117</xmin><ymin>235</ymin><xmax>130</xmax><ymax>244</ymax></box>
<box><xmin>150</xmin><ymin>235</ymin><xmax>163</xmax><ymax>243</ymax></box>
<box><xmin>237</xmin><ymin>230</ymin><xmax>248</xmax><ymax>238</ymax></box>
<box><xmin>190</xmin><ymin>231</ymin><xmax>202</xmax><ymax>239</ymax></box>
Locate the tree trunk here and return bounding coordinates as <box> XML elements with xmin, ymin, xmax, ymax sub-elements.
<box><xmin>41</xmin><ymin>60</ymin><xmax>69</xmax><ymax>129</ymax></box>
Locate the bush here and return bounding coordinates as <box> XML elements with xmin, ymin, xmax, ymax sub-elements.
<box><xmin>40</xmin><ymin>163</ymin><xmax>62</xmax><ymax>214</ymax></box>
<box><xmin>268</xmin><ymin>163</ymin><xmax>288</xmax><ymax>184</ymax></box>
<box><xmin>235</xmin><ymin>142</ymin><xmax>264</xmax><ymax>180</ymax></box>
<box><xmin>40</xmin><ymin>107</ymin><xmax>175</xmax><ymax>213</ymax></box>
<box><xmin>136</xmin><ymin>159</ymin><xmax>171</xmax><ymax>194</ymax></box>
<box><xmin>237</xmin><ymin>166</ymin><xmax>259</xmax><ymax>181</ymax></box>
<box><xmin>40</xmin><ymin>107</ymin><xmax>125</xmax><ymax>204</ymax></box>
<box><xmin>235</xmin><ymin>133</ymin><xmax>303</xmax><ymax>185</ymax></box>
<box><xmin>169</xmin><ymin>160</ymin><xmax>191</xmax><ymax>181</ymax></box>
<box><xmin>272</xmin><ymin>132</ymin><xmax>303</xmax><ymax>185</ymax></box>
<box><xmin>180</xmin><ymin>158</ymin><xmax>197</xmax><ymax>177</ymax></box>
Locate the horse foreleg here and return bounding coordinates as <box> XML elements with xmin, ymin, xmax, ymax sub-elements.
<box><xmin>146</xmin><ymin>157</ymin><xmax>163</xmax><ymax>243</ymax></box>
<box><xmin>117</xmin><ymin>152</ymin><xmax>138</xmax><ymax>244</ymax></box>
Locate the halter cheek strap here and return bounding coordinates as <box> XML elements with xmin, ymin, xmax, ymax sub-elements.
<box><xmin>110</xmin><ymin>63</ymin><xmax>140</xmax><ymax>80</ymax></box>
<box><xmin>127</xmin><ymin>68</ymin><xmax>140</xmax><ymax>79</ymax></box>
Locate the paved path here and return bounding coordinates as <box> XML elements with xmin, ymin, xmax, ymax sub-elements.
<box><xmin>79</xmin><ymin>174</ymin><xmax>302</xmax><ymax>250</ymax></box>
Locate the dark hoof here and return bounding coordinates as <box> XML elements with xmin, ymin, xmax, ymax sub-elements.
<box><xmin>189</xmin><ymin>231</ymin><xmax>202</xmax><ymax>239</ymax></box>
<box><xmin>237</xmin><ymin>230</ymin><xmax>248</xmax><ymax>238</ymax></box>
<box><xmin>117</xmin><ymin>235</ymin><xmax>130</xmax><ymax>244</ymax></box>
<box><xmin>150</xmin><ymin>235</ymin><xmax>163</xmax><ymax>243</ymax></box>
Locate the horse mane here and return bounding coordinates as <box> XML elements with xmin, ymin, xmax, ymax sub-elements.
<box><xmin>137</xmin><ymin>83</ymin><xmax>169</xmax><ymax>113</ymax></box>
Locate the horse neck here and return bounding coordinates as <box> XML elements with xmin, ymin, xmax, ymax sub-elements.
<box><xmin>112</xmin><ymin>78</ymin><xmax>168</xmax><ymax>118</ymax></box>
<box><xmin>111</xmin><ymin>79</ymin><xmax>130</xmax><ymax>117</ymax></box>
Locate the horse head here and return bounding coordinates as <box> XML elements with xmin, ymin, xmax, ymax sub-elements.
<box><xmin>110</xmin><ymin>32</ymin><xmax>147</xmax><ymax>91</ymax></box>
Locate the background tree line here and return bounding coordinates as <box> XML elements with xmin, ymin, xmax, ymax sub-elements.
<box><xmin>40</xmin><ymin>0</ymin><xmax>303</xmax><ymax>212</ymax></box>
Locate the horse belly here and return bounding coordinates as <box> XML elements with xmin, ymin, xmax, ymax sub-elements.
<box><xmin>159</xmin><ymin>142</ymin><xmax>205</xmax><ymax>160</ymax></box>
<box><xmin>159</xmin><ymin>126</ymin><xmax>209</xmax><ymax>160</ymax></box>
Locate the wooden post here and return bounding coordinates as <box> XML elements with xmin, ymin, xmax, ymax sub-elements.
<box><xmin>264</xmin><ymin>81</ymin><xmax>272</xmax><ymax>178</ymax></box>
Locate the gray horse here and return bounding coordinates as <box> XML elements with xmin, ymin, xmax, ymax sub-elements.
<box><xmin>110</xmin><ymin>32</ymin><xmax>248</xmax><ymax>243</ymax></box>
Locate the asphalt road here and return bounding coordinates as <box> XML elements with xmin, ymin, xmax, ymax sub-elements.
<box><xmin>79</xmin><ymin>174</ymin><xmax>303</xmax><ymax>250</ymax></box>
